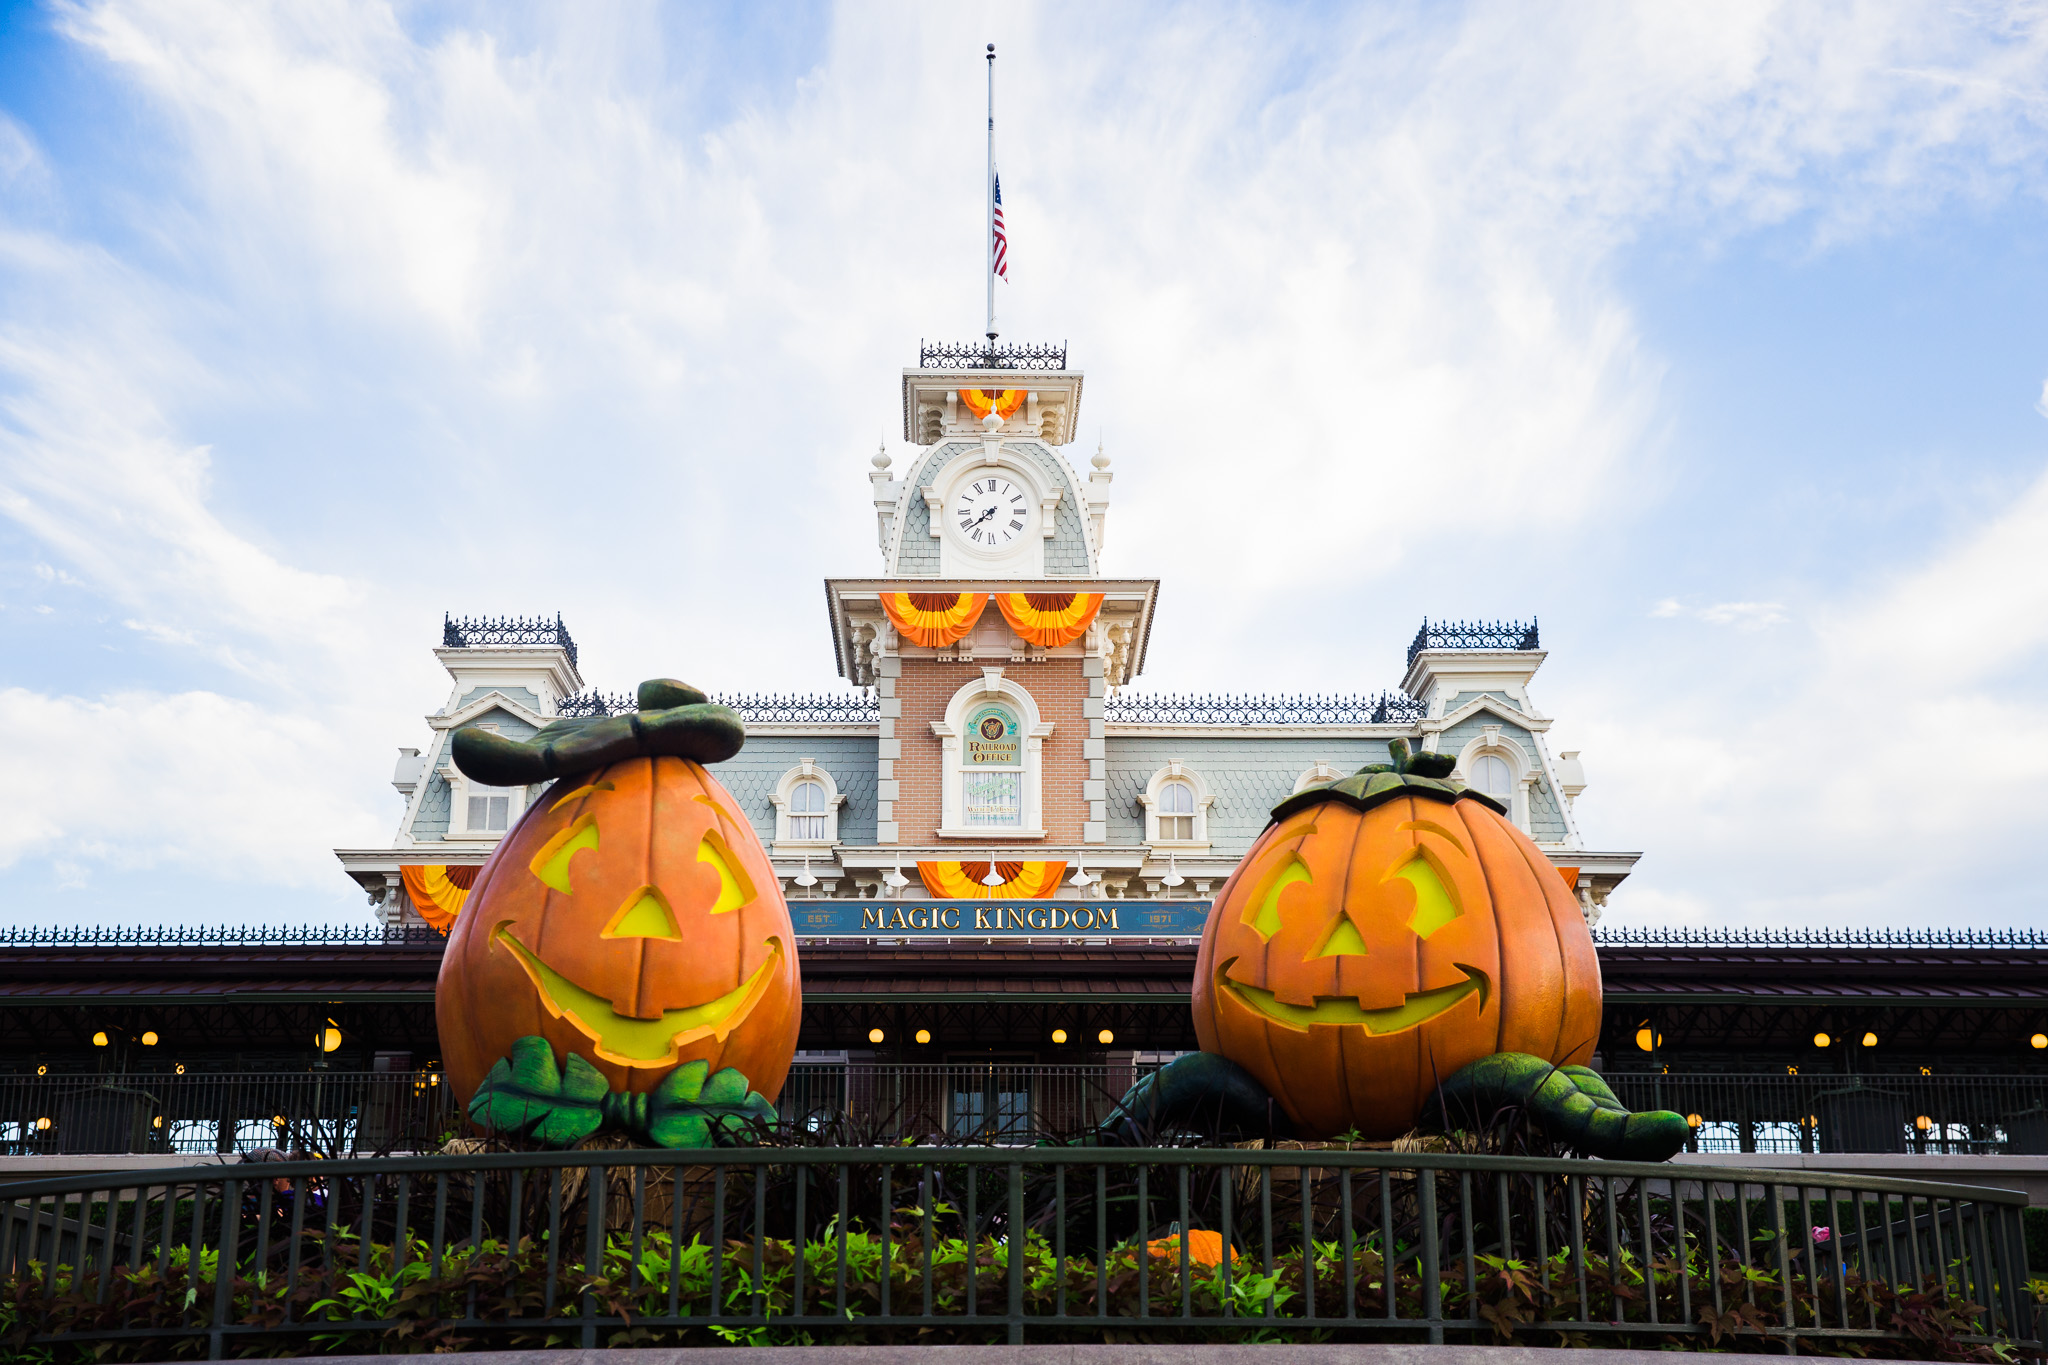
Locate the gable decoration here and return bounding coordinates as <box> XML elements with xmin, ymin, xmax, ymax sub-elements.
<box><xmin>995</xmin><ymin>592</ymin><xmax>1105</xmax><ymax>648</ymax></box>
<box><xmin>400</xmin><ymin>863</ymin><xmax>478</xmax><ymax>934</ymax></box>
<box><xmin>879</xmin><ymin>592</ymin><xmax>989</xmax><ymax>648</ymax></box>
<box><xmin>917</xmin><ymin>861</ymin><xmax>1068</xmax><ymax>899</ymax></box>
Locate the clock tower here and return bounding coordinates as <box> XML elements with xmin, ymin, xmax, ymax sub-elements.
<box><xmin>826</xmin><ymin>342</ymin><xmax>1158</xmax><ymax>891</ymax></box>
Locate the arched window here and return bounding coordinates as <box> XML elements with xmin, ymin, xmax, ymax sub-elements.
<box><xmin>1140</xmin><ymin>763</ymin><xmax>1214</xmax><ymax>847</ymax></box>
<box><xmin>962</xmin><ymin>701</ymin><xmax>1024</xmax><ymax>828</ymax></box>
<box><xmin>788</xmin><ymin>780</ymin><xmax>827</xmax><ymax>840</ymax></box>
<box><xmin>1157</xmin><ymin>780</ymin><xmax>1195</xmax><ymax>840</ymax></box>
<box><xmin>1470</xmin><ymin>753</ymin><xmax>1513</xmax><ymax>805</ymax></box>
<box><xmin>771</xmin><ymin>761</ymin><xmax>846</xmax><ymax>846</ymax></box>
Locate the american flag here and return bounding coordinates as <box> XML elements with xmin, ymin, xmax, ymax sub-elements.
<box><xmin>991</xmin><ymin>172</ymin><xmax>1009</xmax><ymax>281</ymax></box>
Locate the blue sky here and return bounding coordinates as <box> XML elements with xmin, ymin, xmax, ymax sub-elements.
<box><xmin>1</xmin><ymin>2</ymin><xmax>2046</xmax><ymax>930</ymax></box>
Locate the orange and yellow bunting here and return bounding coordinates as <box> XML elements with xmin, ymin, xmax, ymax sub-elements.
<box><xmin>958</xmin><ymin>388</ymin><xmax>1026</xmax><ymax>420</ymax></box>
<box><xmin>994</xmin><ymin>592</ymin><xmax>1105</xmax><ymax>648</ymax></box>
<box><xmin>880</xmin><ymin>591</ymin><xmax>989</xmax><ymax>648</ymax></box>
<box><xmin>917</xmin><ymin>860</ymin><xmax>1068</xmax><ymax>899</ymax></box>
<box><xmin>401</xmin><ymin>864</ymin><xmax>478</xmax><ymax>934</ymax></box>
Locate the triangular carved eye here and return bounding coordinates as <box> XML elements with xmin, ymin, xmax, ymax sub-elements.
<box><xmin>1244</xmin><ymin>855</ymin><xmax>1311</xmax><ymax>940</ymax></box>
<box><xmin>529</xmin><ymin>815</ymin><xmax>599</xmax><ymax>894</ymax></box>
<box><xmin>1394</xmin><ymin>853</ymin><xmax>1461</xmax><ymax>939</ymax></box>
<box><xmin>696</xmin><ymin>830</ymin><xmax>755</xmax><ymax>915</ymax></box>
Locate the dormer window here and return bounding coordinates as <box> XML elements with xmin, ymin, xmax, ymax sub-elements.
<box><xmin>467</xmin><ymin>787</ymin><xmax>512</xmax><ymax>833</ymax></box>
<box><xmin>789</xmin><ymin>780</ymin><xmax>827</xmax><ymax>840</ymax></box>
<box><xmin>1157</xmin><ymin>780</ymin><xmax>1195</xmax><ymax>840</ymax></box>
<box><xmin>1470</xmin><ymin>754</ymin><xmax>1513</xmax><ymax>805</ymax></box>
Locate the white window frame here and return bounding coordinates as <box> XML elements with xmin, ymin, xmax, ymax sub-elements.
<box><xmin>1139</xmin><ymin>761</ymin><xmax>1214</xmax><ymax>851</ymax></box>
<box><xmin>770</xmin><ymin>759</ymin><xmax>846</xmax><ymax>850</ymax></box>
<box><xmin>447</xmin><ymin>770</ymin><xmax>527</xmax><ymax>841</ymax></box>
<box><xmin>1454</xmin><ymin>726</ymin><xmax>1534</xmax><ymax>830</ymax></box>
<box><xmin>1292</xmin><ymin>761</ymin><xmax>1346</xmax><ymax>794</ymax></box>
<box><xmin>930</xmin><ymin>668</ymin><xmax>1054</xmax><ymax>838</ymax></box>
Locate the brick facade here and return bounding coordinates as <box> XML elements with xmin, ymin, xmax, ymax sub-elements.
<box><xmin>891</xmin><ymin>656</ymin><xmax>1090</xmax><ymax>844</ymax></box>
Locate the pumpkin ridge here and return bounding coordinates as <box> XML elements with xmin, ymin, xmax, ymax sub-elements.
<box><xmin>1503</xmin><ymin>809</ymin><xmax>1598</xmax><ymax>1065</ymax></box>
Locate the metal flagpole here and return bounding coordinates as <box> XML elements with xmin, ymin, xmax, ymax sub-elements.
<box><xmin>985</xmin><ymin>42</ymin><xmax>996</xmax><ymax>345</ymax></box>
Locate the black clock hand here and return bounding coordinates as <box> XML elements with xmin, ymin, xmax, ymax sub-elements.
<box><xmin>968</xmin><ymin>506</ymin><xmax>997</xmax><ymax>528</ymax></box>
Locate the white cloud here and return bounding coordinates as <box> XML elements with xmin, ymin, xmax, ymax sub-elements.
<box><xmin>0</xmin><ymin>686</ymin><xmax>386</xmax><ymax>882</ymax></box>
<box><xmin>1</xmin><ymin>1</ymin><xmax>2046</xmax><ymax>926</ymax></box>
<box><xmin>1697</xmin><ymin>602</ymin><xmax>1790</xmax><ymax>629</ymax></box>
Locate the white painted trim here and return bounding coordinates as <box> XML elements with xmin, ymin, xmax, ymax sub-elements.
<box><xmin>1137</xmin><ymin>761</ymin><xmax>1215</xmax><ymax>850</ymax></box>
<box><xmin>929</xmin><ymin>670</ymin><xmax>1054</xmax><ymax>837</ymax></box>
<box><xmin>769</xmin><ymin>759</ymin><xmax>848</xmax><ymax>850</ymax></box>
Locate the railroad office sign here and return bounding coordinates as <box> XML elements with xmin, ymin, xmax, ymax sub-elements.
<box><xmin>790</xmin><ymin>900</ymin><xmax>1211</xmax><ymax>939</ymax></box>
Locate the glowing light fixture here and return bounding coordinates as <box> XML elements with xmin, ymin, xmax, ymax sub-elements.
<box><xmin>141</xmin><ymin>1031</ymin><xmax>159</xmax><ymax>1047</ymax></box>
<box><xmin>1685</xmin><ymin>1113</ymin><xmax>1702</xmax><ymax>1128</ymax></box>
<box><xmin>868</xmin><ymin>1028</ymin><xmax>885</xmax><ymax>1044</ymax></box>
<box><xmin>318</xmin><ymin>1027</ymin><xmax>342</xmax><ymax>1054</ymax></box>
<box><xmin>1915</xmin><ymin>1115</ymin><xmax>1932</xmax><ymax>1131</ymax></box>
<box><xmin>91</xmin><ymin>1032</ymin><xmax>109</xmax><ymax>1047</ymax></box>
<box><xmin>2032</xmin><ymin>1034</ymin><xmax>2047</xmax><ymax>1050</ymax></box>
<box><xmin>1098</xmin><ymin>1029</ymin><xmax>1114</xmax><ymax>1045</ymax></box>
<box><xmin>915</xmin><ymin>1029</ymin><xmax>931</xmax><ymax>1044</ymax></box>
<box><xmin>1051</xmin><ymin>1029</ymin><xmax>1068</xmax><ymax>1044</ymax></box>
<box><xmin>1812</xmin><ymin>1032</ymin><xmax>1831</xmax><ymax>1048</ymax></box>
<box><xmin>1860</xmin><ymin>1032</ymin><xmax>1878</xmax><ymax>1047</ymax></box>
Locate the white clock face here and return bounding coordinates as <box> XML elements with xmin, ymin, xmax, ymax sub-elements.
<box><xmin>952</xmin><ymin>477</ymin><xmax>1029</xmax><ymax>550</ymax></box>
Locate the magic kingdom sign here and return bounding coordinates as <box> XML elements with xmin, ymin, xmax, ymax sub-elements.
<box><xmin>789</xmin><ymin>899</ymin><xmax>1212</xmax><ymax>939</ymax></box>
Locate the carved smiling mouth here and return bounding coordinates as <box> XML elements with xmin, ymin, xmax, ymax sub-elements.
<box><xmin>1222</xmin><ymin>962</ymin><xmax>1489</xmax><ymax>1034</ymax></box>
<box><xmin>494</xmin><ymin>924</ymin><xmax>781</xmax><ymax>1067</ymax></box>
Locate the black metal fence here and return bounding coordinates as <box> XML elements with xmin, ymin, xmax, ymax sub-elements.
<box><xmin>919</xmin><ymin>340</ymin><xmax>1068</xmax><ymax>370</ymax></box>
<box><xmin>1408</xmin><ymin>618</ymin><xmax>1541</xmax><ymax>663</ymax></box>
<box><xmin>1607</xmin><ymin>1073</ymin><xmax>2048</xmax><ymax>1156</ymax></box>
<box><xmin>14</xmin><ymin>1068</ymin><xmax>2048</xmax><ymax>1159</ymax></box>
<box><xmin>0</xmin><ymin>1147</ymin><xmax>2031</xmax><ymax>1357</ymax></box>
<box><xmin>440</xmin><ymin>613</ymin><xmax>577</xmax><ymax>668</ymax></box>
<box><xmin>0</xmin><ymin>1065</ymin><xmax>1141</xmax><ymax>1157</ymax></box>
<box><xmin>1102</xmin><ymin>692</ymin><xmax>1427</xmax><ymax>726</ymax></box>
<box><xmin>0</xmin><ymin>1071</ymin><xmax>463</xmax><ymax>1157</ymax></box>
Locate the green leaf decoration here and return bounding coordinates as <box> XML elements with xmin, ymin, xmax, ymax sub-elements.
<box><xmin>466</xmin><ymin>1039</ymin><xmax>776</xmax><ymax>1150</ymax></box>
<box><xmin>468</xmin><ymin>1036</ymin><xmax>608</xmax><ymax>1147</ymax></box>
<box><xmin>640</xmin><ymin>1060</ymin><xmax>777</xmax><ymax>1149</ymax></box>
<box><xmin>1420</xmin><ymin>1052</ymin><xmax>1691</xmax><ymax>1161</ymax></box>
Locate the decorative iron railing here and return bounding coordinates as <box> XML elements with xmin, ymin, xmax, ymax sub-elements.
<box><xmin>0</xmin><ymin>1146</ymin><xmax>2030</xmax><ymax>1354</ymax></box>
<box><xmin>1591</xmin><ymin>926</ymin><xmax>2048</xmax><ymax>949</ymax></box>
<box><xmin>12</xmin><ymin>1066</ymin><xmax>2048</xmax><ymax>1160</ymax></box>
<box><xmin>552</xmin><ymin>690</ymin><xmax>635</xmax><ymax>719</ymax></box>
<box><xmin>555</xmin><ymin>690</ymin><xmax>882</xmax><ymax>723</ymax></box>
<box><xmin>441</xmin><ymin>613</ymin><xmax>578</xmax><ymax>669</ymax></box>
<box><xmin>0</xmin><ymin>1064</ymin><xmax>1133</xmax><ymax>1157</ymax></box>
<box><xmin>1604</xmin><ymin>1072</ymin><xmax>2048</xmax><ymax>1158</ymax></box>
<box><xmin>0</xmin><ymin>925</ymin><xmax>448</xmax><ymax>949</ymax></box>
<box><xmin>1103</xmin><ymin>692</ymin><xmax>1426</xmax><ymax>726</ymax></box>
<box><xmin>1406</xmin><ymin>618</ymin><xmax>1540</xmax><ymax>665</ymax></box>
<box><xmin>918</xmin><ymin>340</ymin><xmax>1068</xmax><ymax>371</ymax></box>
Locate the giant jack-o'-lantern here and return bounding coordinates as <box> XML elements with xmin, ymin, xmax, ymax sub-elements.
<box><xmin>436</xmin><ymin>682</ymin><xmax>800</xmax><ymax>1117</ymax></box>
<box><xmin>1191</xmin><ymin>742</ymin><xmax>1600</xmax><ymax>1140</ymax></box>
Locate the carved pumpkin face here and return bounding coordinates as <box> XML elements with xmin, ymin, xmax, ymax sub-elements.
<box><xmin>1192</xmin><ymin>763</ymin><xmax>1599</xmax><ymax>1140</ymax></box>
<box><xmin>437</xmin><ymin>756</ymin><xmax>800</xmax><ymax>1104</ymax></box>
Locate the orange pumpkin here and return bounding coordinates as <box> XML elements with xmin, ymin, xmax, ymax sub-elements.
<box><xmin>437</xmin><ymin>754</ymin><xmax>800</xmax><ymax>1108</ymax></box>
<box><xmin>1191</xmin><ymin>745</ymin><xmax>1600</xmax><ymax>1140</ymax></box>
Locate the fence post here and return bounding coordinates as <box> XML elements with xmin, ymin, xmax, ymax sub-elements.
<box><xmin>1008</xmin><ymin>1160</ymin><xmax>1026</xmax><ymax>1343</ymax></box>
<box><xmin>210</xmin><ymin>1176</ymin><xmax>239</xmax><ymax>1361</ymax></box>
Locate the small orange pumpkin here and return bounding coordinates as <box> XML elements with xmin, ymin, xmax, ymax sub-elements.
<box><xmin>1191</xmin><ymin>744</ymin><xmax>1600</xmax><ymax>1140</ymax></box>
<box><xmin>437</xmin><ymin>753</ymin><xmax>800</xmax><ymax>1108</ymax></box>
